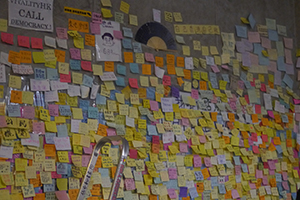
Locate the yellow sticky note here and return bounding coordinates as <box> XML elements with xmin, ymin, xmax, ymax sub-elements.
<box><xmin>101</xmin><ymin>0</ymin><xmax>112</xmax><ymax>7</ymax></box>
<box><xmin>73</xmin><ymin>37</ymin><xmax>84</xmax><ymax>49</ymax></box>
<box><xmin>57</xmin><ymin>151</ymin><xmax>69</xmax><ymax>163</ymax></box>
<box><xmin>81</xmin><ymin>49</ymin><xmax>92</xmax><ymax>61</ymax></box>
<box><xmin>129</xmin><ymin>14</ymin><xmax>138</xmax><ymax>26</ymax></box>
<box><xmin>72</xmin><ymin>108</ymin><xmax>83</xmax><ymax>119</ymax></box>
<box><xmin>58</xmin><ymin>62</ymin><xmax>69</xmax><ymax>75</ymax></box>
<box><xmin>57</xmin><ymin>178</ymin><xmax>68</xmax><ymax>190</ymax></box>
<box><xmin>0</xmin><ymin>19</ymin><xmax>8</xmax><ymax>32</ymax></box>
<box><xmin>9</xmin><ymin>75</ymin><xmax>22</xmax><ymax>89</ymax></box>
<box><xmin>202</xmin><ymin>46</ymin><xmax>209</xmax><ymax>56</ymax></box>
<box><xmin>101</xmin><ymin>8</ymin><xmax>113</xmax><ymax>18</ymax></box>
<box><xmin>43</xmin><ymin>49</ymin><xmax>56</xmax><ymax>62</ymax></box>
<box><xmin>241</xmin><ymin>17</ymin><xmax>249</xmax><ymax>24</ymax></box>
<box><xmin>210</xmin><ymin>46</ymin><xmax>219</xmax><ymax>55</ymax></box>
<box><xmin>72</xmin><ymin>72</ymin><xmax>83</xmax><ymax>84</ymax></box>
<box><xmin>116</xmin><ymin>93</ymin><xmax>125</xmax><ymax>104</ymax></box>
<box><xmin>182</xmin><ymin>45</ymin><xmax>190</xmax><ymax>56</ymax></box>
<box><xmin>193</xmin><ymin>40</ymin><xmax>201</xmax><ymax>50</ymax></box>
<box><xmin>45</xmin><ymin>121</ymin><xmax>57</xmax><ymax>132</ymax></box>
<box><xmin>173</xmin><ymin>12</ymin><xmax>183</xmax><ymax>22</ymax></box>
<box><xmin>32</xmin><ymin>52</ymin><xmax>45</xmax><ymax>63</ymax></box>
<box><xmin>120</xmin><ymin>1</ymin><xmax>130</xmax><ymax>14</ymax></box>
<box><xmin>22</xmin><ymin>91</ymin><xmax>34</xmax><ymax>104</ymax></box>
<box><xmin>92</xmin><ymin>64</ymin><xmax>103</xmax><ymax>75</ymax></box>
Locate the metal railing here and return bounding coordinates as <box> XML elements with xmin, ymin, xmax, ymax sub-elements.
<box><xmin>77</xmin><ymin>136</ymin><xmax>129</xmax><ymax>200</ymax></box>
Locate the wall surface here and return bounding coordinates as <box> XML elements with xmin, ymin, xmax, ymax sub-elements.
<box><xmin>0</xmin><ymin>0</ymin><xmax>299</xmax><ymax>200</ymax></box>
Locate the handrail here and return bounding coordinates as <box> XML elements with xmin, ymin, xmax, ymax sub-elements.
<box><xmin>77</xmin><ymin>136</ymin><xmax>129</xmax><ymax>200</ymax></box>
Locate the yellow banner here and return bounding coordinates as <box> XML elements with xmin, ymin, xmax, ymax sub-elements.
<box><xmin>174</xmin><ymin>24</ymin><xmax>220</xmax><ymax>35</ymax></box>
<box><xmin>64</xmin><ymin>7</ymin><xmax>91</xmax><ymax>17</ymax></box>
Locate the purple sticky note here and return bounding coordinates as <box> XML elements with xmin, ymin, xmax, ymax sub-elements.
<box><xmin>168</xmin><ymin>168</ymin><xmax>177</xmax><ymax>179</ymax></box>
<box><xmin>193</xmin><ymin>155</ymin><xmax>202</xmax><ymax>167</ymax></box>
<box><xmin>70</xmin><ymin>48</ymin><xmax>81</xmax><ymax>60</ymax></box>
<box><xmin>90</xmin><ymin>22</ymin><xmax>101</xmax><ymax>35</ymax></box>
<box><xmin>191</xmin><ymin>89</ymin><xmax>199</xmax><ymax>99</ymax></box>
<box><xmin>204</xmin><ymin>157</ymin><xmax>212</xmax><ymax>167</ymax></box>
<box><xmin>171</xmin><ymin>86</ymin><xmax>179</xmax><ymax>98</ymax></box>
<box><xmin>83</xmin><ymin>144</ymin><xmax>93</xmax><ymax>154</ymax></box>
<box><xmin>179</xmin><ymin>187</ymin><xmax>188</xmax><ymax>197</ymax></box>
<box><xmin>82</xmin><ymin>155</ymin><xmax>91</xmax><ymax>167</ymax></box>
<box><xmin>150</xmin><ymin>100</ymin><xmax>159</xmax><ymax>111</ymax></box>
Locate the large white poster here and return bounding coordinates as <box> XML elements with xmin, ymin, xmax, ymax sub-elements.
<box><xmin>8</xmin><ymin>0</ymin><xmax>54</xmax><ymax>32</ymax></box>
<box><xmin>95</xmin><ymin>20</ymin><xmax>122</xmax><ymax>62</ymax></box>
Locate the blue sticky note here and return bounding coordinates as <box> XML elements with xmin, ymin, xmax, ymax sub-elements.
<box><xmin>110</xmin><ymin>90</ymin><xmax>120</xmax><ymax>101</ymax></box>
<box><xmin>154</xmin><ymin>177</ymin><xmax>162</xmax><ymax>184</ymax></box>
<box><xmin>122</xmin><ymin>38</ymin><xmax>132</xmax><ymax>49</ymax></box>
<box><xmin>253</xmin><ymin>43</ymin><xmax>264</xmax><ymax>54</ymax></box>
<box><xmin>47</xmin><ymin>68</ymin><xmax>58</xmax><ymax>80</ymax></box>
<box><xmin>281</xmin><ymin>114</ymin><xmax>289</xmax><ymax>123</ymax></box>
<box><xmin>218</xmin><ymin>184</ymin><xmax>226</xmax><ymax>194</ymax></box>
<box><xmin>43</xmin><ymin>179</ymin><xmax>55</xmax><ymax>192</ymax></box>
<box><xmin>96</xmin><ymin>94</ymin><xmax>106</xmax><ymax>105</ymax></box>
<box><xmin>222</xmin><ymin>74</ymin><xmax>229</xmax><ymax>82</ymax></box>
<box><xmin>130</xmin><ymin>63</ymin><xmax>139</xmax><ymax>74</ymax></box>
<box><xmin>164</xmin><ymin>180</ymin><xmax>179</xmax><ymax>190</ymax></box>
<box><xmin>35</xmin><ymin>68</ymin><xmax>46</xmax><ymax>80</ymax></box>
<box><xmin>189</xmin><ymin>187</ymin><xmax>199</xmax><ymax>198</ymax></box>
<box><xmin>248</xmin><ymin>14</ymin><xmax>256</xmax><ymax>29</ymax></box>
<box><xmin>70</xmin><ymin>59</ymin><xmax>81</xmax><ymax>70</ymax></box>
<box><xmin>79</xmin><ymin>99</ymin><xmax>89</xmax><ymax>111</ymax></box>
<box><xmin>147</xmin><ymin>87</ymin><xmax>155</xmax><ymax>100</ymax></box>
<box><xmin>45</xmin><ymin>132</ymin><xmax>56</xmax><ymax>144</ymax></box>
<box><xmin>88</xmin><ymin>107</ymin><xmax>98</xmax><ymax>119</ymax></box>
<box><xmin>122</xmin><ymin>27</ymin><xmax>133</xmax><ymax>38</ymax></box>
<box><xmin>57</xmin><ymin>163</ymin><xmax>68</xmax><ymax>174</ymax></box>
<box><xmin>194</xmin><ymin>171</ymin><xmax>204</xmax><ymax>181</ymax></box>
<box><xmin>115</xmin><ymin>76</ymin><xmax>125</xmax><ymax>86</ymax></box>
<box><xmin>268</xmin><ymin>29</ymin><xmax>279</xmax><ymax>41</ymax></box>
<box><xmin>217</xmin><ymin>115</ymin><xmax>223</xmax><ymax>124</ymax></box>
<box><xmin>211</xmin><ymin>177</ymin><xmax>219</xmax><ymax>187</ymax></box>
<box><xmin>57</xmin><ymin>124</ymin><xmax>68</xmax><ymax>137</ymax></box>
<box><xmin>276</xmin><ymin>145</ymin><xmax>283</xmax><ymax>154</ymax></box>
<box><xmin>59</xmin><ymin>105</ymin><xmax>72</xmax><ymax>116</ymax></box>
<box><xmin>241</xmin><ymin>164</ymin><xmax>248</xmax><ymax>172</ymax></box>
<box><xmin>98</xmin><ymin>168</ymin><xmax>109</xmax><ymax>177</ymax></box>
<box><xmin>117</xmin><ymin>64</ymin><xmax>126</xmax><ymax>76</ymax></box>
<box><xmin>277</xmin><ymin>57</ymin><xmax>286</xmax><ymax>72</ymax></box>
<box><xmin>82</xmin><ymin>74</ymin><xmax>93</xmax><ymax>87</ymax></box>
<box><xmin>233</xmin><ymin>156</ymin><xmax>241</xmax><ymax>165</ymax></box>
<box><xmin>82</xmin><ymin>111</ymin><xmax>88</xmax><ymax>123</ymax></box>
<box><xmin>132</xmin><ymin>42</ymin><xmax>142</xmax><ymax>53</ymax></box>
<box><xmin>258</xmin><ymin>54</ymin><xmax>269</xmax><ymax>66</ymax></box>
<box><xmin>147</xmin><ymin>125</ymin><xmax>158</xmax><ymax>135</ymax></box>
<box><xmin>7</xmin><ymin>105</ymin><xmax>21</xmax><ymax>117</ymax></box>
<box><xmin>235</xmin><ymin>25</ymin><xmax>247</xmax><ymax>38</ymax></box>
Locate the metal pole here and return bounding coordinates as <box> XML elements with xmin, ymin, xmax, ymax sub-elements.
<box><xmin>77</xmin><ymin>136</ymin><xmax>129</xmax><ymax>200</ymax></box>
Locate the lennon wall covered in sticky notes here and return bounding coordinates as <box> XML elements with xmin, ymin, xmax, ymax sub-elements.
<box><xmin>0</xmin><ymin>0</ymin><xmax>299</xmax><ymax>200</ymax></box>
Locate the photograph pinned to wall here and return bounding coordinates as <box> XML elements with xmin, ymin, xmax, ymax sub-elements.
<box><xmin>95</xmin><ymin>20</ymin><xmax>122</xmax><ymax>62</ymax></box>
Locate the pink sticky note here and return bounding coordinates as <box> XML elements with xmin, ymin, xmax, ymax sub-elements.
<box><xmin>113</xmin><ymin>30</ymin><xmax>123</xmax><ymax>39</ymax></box>
<box><xmin>199</xmin><ymin>135</ymin><xmax>206</xmax><ymax>143</ymax></box>
<box><xmin>221</xmin><ymin>65</ymin><xmax>229</xmax><ymax>70</ymax></box>
<box><xmin>81</xmin><ymin>61</ymin><xmax>92</xmax><ymax>71</ymax></box>
<box><xmin>193</xmin><ymin>155</ymin><xmax>202</xmax><ymax>167</ymax></box>
<box><xmin>235</xmin><ymin>166</ymin><xmax>241</xmax><ymax>175</ymax></box>
<box><xmin>145</xmin><ymin>52</ymin><xmax>155</xmax><ymax>62</ymax></box>
<box><xmin>125</xmin><ymin>178</ymin><xmax>135</xmax><ymax>190</ymax></box>
<box><xmin>231</xmin><ymin>189</ymin><xmax>240</xmax><ymax>199</ymax></box>
<box><xmin>82</xmin><ymin>155</ymin><xmax>91</xmax><ymax>167</ymax></box>
<box><xmin>168</xmin><ymin>189</ymin><xmax>177</xmax><ymax>199</ymax></box>
<box><xmin>211</xmin><ymin>65</ymin><xmax>220</xmax><ymax>73</ymax></box>
<box><xmin>70</xmin><ymin>48</ymin><xmax>81</xmax><ymax>60</ymax></box>
<box><xmin>55</xmin><ymin>191</ymin><xmax>70</xmax><ymax>200</ymax></box>
<box><xmin>282</xmin><ymin>172</ymin><xmax>288</xmax><ymax>180</ymax></box>
<box><xmin>56</xmin><ymin>27</ymin><xmax>68</xmax><ymax>39</ymax></box>
<box><xmin>111</xmin><ymin>141</ymin><xmax>121</xmax><ymax>145</ymax></box>
<box><xmin>267</xmin><ymin>111</ymin><xmax>274</xmax><ymax>119</ymax></box>
<box><xmin>262</xmin><ymin>176</ymin><xmax>268</xmax><ymax>185</ymax></box>
<box><xmin>252</xmin><ymin>146</ymin><xmax>259</xmax><ymax>154</ymax></box>
<box><xmin>284</xmin><ymin>37</ymin><xmax>293</xmax><ymax>49</ymax></box>
<box><xmin>191</xmin><ymin>89</ymin><xmax>199</xmax><ymax>99</ymax></box>
<box><xmin>248</xmin><ymin>31</ymin><xmax>260</xmax><ymax>43</ymax></box>
<box><xmin>83</xmin><ymin>145</ymin><xmax>93</xmax><ymax>154</ymax></box>
<box><xmin>48</xmin><ymin>104</ymin><xmax>59</xmax><ymax>116</ymax></box>
<box><xmin>181</xmin><ymin>118</ymin><xmax>190</xmax><ymax>126</ymax></box>
<box><xmin>255</xmin><ymin>104</ymin><xmax>261</xmax><ymax>114</ymax></box>
<box><xmin>129</xmin><ymin>149</ymin><xmax>138</xmax><ymax>159</ymax></box>
<box><xmin>150</xmin><ymin>101</ymin><xmax>159</xmax><ymax>111</ymax></box>
<box><xmin>92</xmin><ymin>12</ymin><xmax>102</xmax><ymax>24</ymax></box>
<box><xmin>0</xmin><ymin>116</ymin><xmax>7</xmax><ymax>128</ymax></box>
<box><xmin>282</xmin><ymin>181</ymin><xmax>289</xmax><ymax>190</ymax></box>
<box><xmin>31</xmin><ymin>37</ymin><xmax>43</xmax><ymax>49</ymax></box>
<box><xmin>256</xmin><ymin>169</ymin><xmax>263</xmax><ymax>178</ymax></box>
<box><xmin>18</xmin><ymin>35</ymin><xmax>30</xmax><ymax>48</ymax></box>
<box><xmin>129</xmin><ymin>78</ymin><xmax>139</xmax><ymax>88</ymax></box>
<box><xmin>107</xmin><ymin>128</ymin><xmax>116</xmax><ymax>136</ymax></box>
<box><xmin>179</xmin><ymin>143</ymin><xmax>188</xmax><ymax>153</ymax></box>
<box><xmin>294</xmin><ymin>99</ymin><xmax>300</xmax><ymax>105</ymax></box>
<box><xmin>204</xmin><ymin>157</ymin><xmax>212</xmax><ymax>167</ymax></box>
<box><xmin>1</xmin><ymin>32</ymin><xmax>14</xmax><ymax>45</ymax></box>
<box><xmin>90</xmin><ymin>22</ymin><xmax>101</xmax><ymax>35</ymax></box>
<box><xmin>23</xmin><ymin>106</ymin><xmax>35</xmax><ymax>119</ymax></box>
<box><xmin>51</xmin><ymin>171</ymin><xmax>62</xmax><ymax>178</ymax></box>
<box><xmin>60</xmin><ymin>72</ymin><xmax>71</xmax><ymax>83</ymax></box>
<box><xmin>162</xmin><ymin>75</ymin><xmax>171</xmax><ymax>86</ymax></box>
<box><xmin>168</xmin><ymin>168</ymin><xmax>177</xmax><ymax>179</ymax></box>
<box><xmin>285</xmin><ymin>48</ymin><xmax>293</xmax><ymax>65</ymax></box>
<box><xmin>296</xmin><ymin>113</ymin><xmax>300</xmax><ymax>122</ymax></box>
<box><xmin>33</xmin><ymin>122</ymin><xmax>45</xmax><ymax>135</ymax></box>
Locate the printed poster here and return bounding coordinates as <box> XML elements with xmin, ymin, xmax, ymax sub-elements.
<box><xmin>95</xmin><ymin>20</ymin><xmax>122</xmax><ymax>62</ymax></box>
<box><xmin>8</xmin><ymin>0</ymin><xmax>54</xmax><ymax>32</ymax></box>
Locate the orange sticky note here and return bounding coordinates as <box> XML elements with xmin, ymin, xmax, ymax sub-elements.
<box><xmin>167</xmin><ymin>64</ymin><xmax>175</xmax><ymax>75</ymax></box>
<box><xmin>124</xmin><ymin>52</ymin><xmax>133</xmax><ymax>63</ymax></box>
<box><xmin>274</xmin><ymin>114</ymin><xmax>281</xmax><ymax>123</ymax></box>
<box><xmin>166</xmin><ymin>54</ymin><xmax>175</xmax><ymax>64</ymax></box>
<box><xmin>142</xmin><ymin>64</ymin><xmax>152</xmax><ymax>75</ymax></box>
<box><xmin>155</xmin><ymin>56</ymin><xmax>164</xmax><ymax>67</ymax></box>
<box><xmin>183</xmin><ymin>69</ymin><xmax>191</xmax><ymax>80</ymax></box>
<box><xmin>10</xmin><ymin>90</ymin><xmax>23</xmax><ymax>104</ymax></box>
<box><xmin>211</xmin><ymin>112</ymin><xmax>217</xmax><ymax>122</ymax></box>
<box><xmin>55</xmin><ymin>49</ymin><xmax>66</xmax><ymax>63</ymax></box>
<box><xmin>177</xmin><ymin>57</ymin><xmax>184</xmax><ymax>67</ymax></box>
<box><xmin>261</xmin><ymin>118</ymin><xmax>268</xmax><ymax>126</ymax></box>
<box><xmin>268</xmin><ymin>143</ymin><xmax>276</xmax><ymax>151</ymax></box>
<box><xmin>68</xmin><ymin>19</ymin><xmax>89</xmax><ymax>33</ymax></box>
<box><xmin>273</xmin><ymin>136</ymin><xmax>281</xmax><ymax>145</ymax></box>
<box><xmin>251</xmin><ymin>114</ymin><xmax>258</xmax><ymax>123</ymax></box>
<box><xmin>69</xmin><ymin>189</ymin><xmax>79</xmax><ymax>200</ymax></box>
<box><xmin>44</xmin><ymin>144</ymin><xmax>56</xmax><ymax>157</ymax></box>
<box><xmin>95</xmin><ymin>156</ymin><xmax>102</xmax><ymax>168</ymax></box>
<box><xmin>8</xmin><ymin>51</ymin><xmax>21</xmax><ymax>64</ymax></box>
<box><xmin>201</xmin><ymin>168</ymin><xmax>210</xmax><ymax>179</ymax></box>
<box><xmin>199</xmin><ymin>81</ymin><xmax>207</xmax><ymax>90</ymax></box>
<box><xmin>34</xmin><ymin>193</ymin><xmax>45</xmax><ymax>200</ymax></box>
<box><xmin>228</xmin><ymin>113</ymin><xmax>235</xmax><ymax>122</ymax></box>
<box><xmin>85</xmin><ymin>34</ymin><xmax>95</xmax><ymax>46</ymax></box>
<box><xmin>97</xmin><ymin>124</ymin><xmax>108</xmax><ymax>136</ymax></box>
<box><xmin>111</xmin><ymin>166</ymin><xmax>117</xmax><ymax>178</ymax></box>
<box><xmin>177</xmin><ymin>77</ymin><xmax>184</xmax><ymax>86</ymax></box>
<box><xmin>20</xmin><ymin>51</ymin><xmax>32</xmax><ymax>64</ymax></box>
<box><xmin>104</xmin><ymin>61</ymin><xmax>114</xmax><ymax>72</ymax></box>
<box><xmin>286</xmin><ymin>139</ymin><xmax>292</xmax><ymax>147</ymax></box>
<box><xmin>138</xmin><ymin>88</ymin><xmax>147</xmax><ymax>99</ymax></box>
